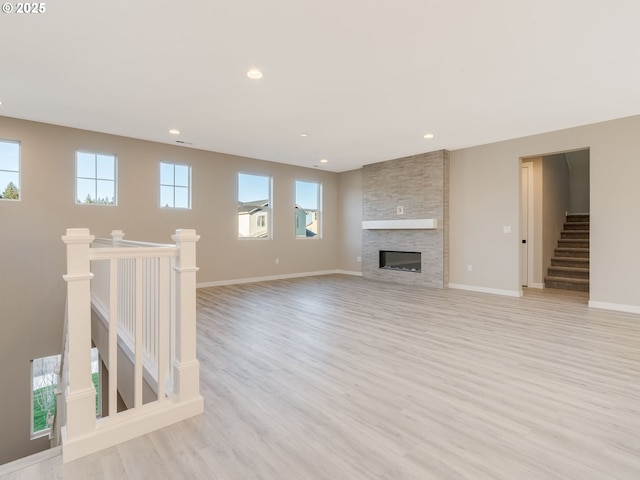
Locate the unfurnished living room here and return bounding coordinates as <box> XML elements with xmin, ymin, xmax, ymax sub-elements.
<box><xmin>1</xmin><ymin>1</ymin><xmax>640</xmax><ymax>479</ymax></box>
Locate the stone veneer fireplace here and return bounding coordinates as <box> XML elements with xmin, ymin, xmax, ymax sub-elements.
<box><xmin>362</xmin><ymin>150</ymin><xmax>449</xmax><ymax>287</ymax></box>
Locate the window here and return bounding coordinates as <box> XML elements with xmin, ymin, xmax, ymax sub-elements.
<box><xmin>160</xmin><ymin>162</ymin><xmax>191</xmax><ymax>208</ymax></box>
<box><xmin>31</xmin><ymin>349</ymin><xmax>101</xmax><ymax>437</ymax></box>
<box><xmin>295</xmin><ymin>180</ymin><xmax>321</xmax><ymax>237</ymax></box>
<box><xmin>0</xmin><ymin>139</ymin><xmax>20</xmax><ymax>201</ymax></box>
<box><xmin>31</xmin><ymin>354</ymin><xmax>60</xmax><ymax>437</ymax></box>
<box><xmin>76</xmin><ymin>151</ymin><xmax>117</xmax><ymax>205</ymax></box>
<box><xmin>238</xmin><ymin>173</ymin><xmax>271</xmax><ymax>238</ymax></box>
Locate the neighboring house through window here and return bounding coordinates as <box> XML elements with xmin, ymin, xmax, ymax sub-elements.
<box><xmin>295</xmin><ymin>180</ymin><xmax>320</xmax><ymax>237</ymax></box>
<box><xmin>238</xmin><ymin>173</ymin><xmax>272</xmax><ymax>238</ymax></box>
<box><xmin>160</xmin><ymin>162</ymin><xmax>191</xmax><ymax>208</ymax></box>
<box><xmin>0</xmin><ymin>139</ymin><xmax>20</xmax><ymax>200</ymax></box>
<box><xmin>76</xmin><ymin>151</ymin><xmax>117</xmax><ymax>205</ymax></box>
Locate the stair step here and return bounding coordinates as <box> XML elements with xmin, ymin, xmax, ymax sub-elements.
<box><xmin>561</xmin><ymin>230</ymin><xmax>589</xmax><ymax>239</ymax></box>
<box><xmin>547</xmin><ymin>266</ymin><xmax>590</xmax><ymax>279</ymax></box>
<box><xmin>566</xmin><ymin>214</ymin><xmax>590</xmax><ymax>223</ymax></box>
<box><xmin>551</xmin><ymin>257</ymin><xmax>590</xmax><ymax>268</ymax></box>
<box><xmin>545</xmin><ymin>276</ymin><xmax>590</xmax><ymax>292</ymax></box>
<box><xmin>554</xmin><ymin>247</ymin><xmax>589</xmax><ymax>258</ymax></box>
<box><xmin>558</xmin><ymin>239</ymin><xmax>589</xmax><ymax>248</ymax></box>
<box><xmin>564</xmin><ymin>222</ymin><xmax>590</xmax><ymax>231</ymax></box>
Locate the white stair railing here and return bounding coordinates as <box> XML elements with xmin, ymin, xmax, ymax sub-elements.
<box><xmin>60</xmin><ymin>228</ymin><xmax>203</xmax><ymax>463</ymax></box>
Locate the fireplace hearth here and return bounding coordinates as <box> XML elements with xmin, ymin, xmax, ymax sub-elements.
<box><xmin>379</xmin><ymin>250</ymin><xmax>421</xmax><ymax>273</ymax></box>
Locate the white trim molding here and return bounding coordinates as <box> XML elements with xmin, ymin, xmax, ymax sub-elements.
<box><xmin>448</xmin><ymin>283</ymin><xmax>523</xmax><ymax>298</ymax></box>
<box><xmin>362</xmin><ymin>219</ymin><xmax>437</xmax><ymax>230</ymax></box>
<box><xmin>197</xmin><ymin>270</ymin><xmax>355</xmax><ymax>288</ymax></box>
<box><xmin>336</xmin><ymin>270</ymin><xmax>363</xmax><ymax>277</ymax></box>
<box><xmin>588</xmin><ymin>301</ymin><xmax>640</xmax><ymax>315</ymax></box>
<box><xmin>0</xmin><ymin>447</ymin><xmax>62</xmax><ymax>477</ymax></box>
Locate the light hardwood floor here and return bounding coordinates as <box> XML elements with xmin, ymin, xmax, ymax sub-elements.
<box><xmin>4</xmin><ymin>275</ymin><xmax>640</xmax><ymax>479</ymax></box>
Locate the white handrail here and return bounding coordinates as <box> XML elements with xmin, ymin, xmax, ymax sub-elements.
<box><xmin>60</xmin><ymin>228</ymin><xmax>203</xmax><ymax>463</ymax></box>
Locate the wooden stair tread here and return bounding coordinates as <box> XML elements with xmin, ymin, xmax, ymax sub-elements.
<box><xmin>552</xmin><ymin>256</ymin><xmax>589</xmax><ymax>262</ymax></box>
<box><xmin>546</xmin><ymin>214</ymin><xmax>590</xmax><ymax>292</ymax></box>
<box><xmin>544</xmin><ymin>276</ymin><xmax>590</xmax><ymax>284</ymax></box>
<box><xmin>548</xmin><ymin>266</ymin><xmax>590</xmax><ymax>273</ymax></box>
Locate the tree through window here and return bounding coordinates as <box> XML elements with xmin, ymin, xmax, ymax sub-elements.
<box><xmin>0</xmin><ymin>139</ymin><xmax>20</xmax><ymax>201</ymax></box>
<box><xmin>76</xmin><ymin>151</ymin><xmax>117</xmax><ymax>205</ymax></box>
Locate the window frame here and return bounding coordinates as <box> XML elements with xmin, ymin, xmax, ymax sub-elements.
<box><xmin>0</xmin><ymin>138</ymin><xmax>21</xmax><ymax>202</ymax></box>
<box><xmin>159</xmin><ymin>161</ymin><xmax>192</xmax><ymax>209</ymax></box>
<box><xmin>30</xmin><ymin>354</ymin><xmax>61</xmax><ymax>439</ymax></box>
<box><xmin>294</xmin><ymin>179</ymin><xmax>322</xmax><ymax>239</ymax></box>
<box><xmin>75</xmin><ymin>150</ymin><xmax>118</xmax><ymax>206</ymax></box>
<box><xmin>237</xmin><ymin>172</ymin><xmax>273</xmax><ymax>240</ymax></box>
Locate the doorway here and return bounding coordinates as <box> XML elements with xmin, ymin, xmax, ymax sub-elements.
<box><xmin>519</xmin><ymin>149</ymin><xmax>590</xmax><ymax>292</ymax></box>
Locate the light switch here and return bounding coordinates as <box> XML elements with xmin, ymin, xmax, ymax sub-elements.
<box><xmin>503</xmin><ymin>226</ymin><xmax>511</xmax><ymax>234</ymax></box>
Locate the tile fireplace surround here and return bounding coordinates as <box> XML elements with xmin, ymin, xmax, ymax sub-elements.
<box><xmin>362</xmin><ymin>150</ymin><xmax>449</xmax><ymax>287</ymax></box>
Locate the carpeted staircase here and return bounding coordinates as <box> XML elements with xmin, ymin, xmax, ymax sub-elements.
<box><xmin>545</xmin><ymin>214</ymin><xmax>589</xmax><ymax>291</ymax></box>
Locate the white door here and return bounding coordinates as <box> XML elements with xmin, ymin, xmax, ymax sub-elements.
<box><xmin>520</xmin><ymin>164</ymin><xmax>530</xmax><ymax>286</ymax></box>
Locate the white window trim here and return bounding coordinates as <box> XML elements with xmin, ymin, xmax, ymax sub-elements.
<box><xmin>294</xmin><ymin>180</ymin><xmax>322</xmax><ymax>239</ymax></box>
<box><xmin>0</xmin><ymin>138</ymin><xmax>21</xmax><ymax>202</ymax></box>
<box><xmin>75</xmin><ymin>150</ymin><xmax>118</xmax><ymax>206</ymax></box>
<box><xmin>159</xmin><ymin>161</ymin><xmax>192</xmax><ymax>209</ymax></box>
<box><xmin>237</xmin><ymin>173</ymin><xmax>273</xmax><ymax>240</ymax></box>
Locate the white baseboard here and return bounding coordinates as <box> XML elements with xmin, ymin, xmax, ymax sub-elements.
<box><xmin>527</xmin><ymin>282</ymin><xmax>545</xmax><ymax>289</ymax></box>
<box><xmin>448</xmin><ymin>283</ymin><xmax>523</xmax><ymax>298</ymax></box>
<box><xmin>588</xmin><ymin>300</ymin><xmax>640</xmax><ymax>315</ymax></box>
<box><xmin>336</xmin><ymin>270</ymin><xmax>363</xmax><ymax>277</ymax></box>
<box><xmin>197</xmin><ymin>269</ymin><xmax>358</xmax><ymax>288</ymax></box>
<box><xmin>0</xmin><ymin>446</ymin><xmax>61</xmax><ymax>476</ymax></box>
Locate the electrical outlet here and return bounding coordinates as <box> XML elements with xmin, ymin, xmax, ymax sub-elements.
<box><xmin>275</xmin><ymin>258</ymin><xmax>279</xmax><ymax>264</ymax></box>
<box><xmin>468</xmin><ymin>264</ymin><xmax>473</xmax><ymax>272</ymax></box>
<box><xmin>357</xmin><ymin>256</ymin><xmax>362</xmax><ymax>262</ymax></box>
<box><xmin>397</xmin><ymin>206</ymin><xmax>404</xmax><ymax>215</ymax></box>
<box><xmin>503</xmin><ymin>226</ymin><xmax>511</xmax><ymax>234</ymax></box>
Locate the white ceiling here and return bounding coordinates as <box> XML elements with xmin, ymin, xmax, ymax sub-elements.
<box><xmin>2</xmin><ymin>0</ymin><xmax>639</xmax><ymax>172</ymax></box>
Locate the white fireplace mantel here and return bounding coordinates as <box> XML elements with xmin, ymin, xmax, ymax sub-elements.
<box><xmin>362</xmin><ymin>219</ymin><xmax>438</xmax><ymax>230</ymax></box>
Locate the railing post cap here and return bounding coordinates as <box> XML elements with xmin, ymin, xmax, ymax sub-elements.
<box><xmin>62</xmin><ymin>228</ymin><xmax>95</xmax><ymax>244</ymax></box>
<box><xmin>172</xmin><ymin>229</ymin><xmax>200</xmax><ymax>242</ymax></box>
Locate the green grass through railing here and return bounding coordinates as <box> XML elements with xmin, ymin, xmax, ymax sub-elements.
<box><xmin>33</xmin><ymin>372</ymin><xmax>100</xmax><ymax>432</ymax></box>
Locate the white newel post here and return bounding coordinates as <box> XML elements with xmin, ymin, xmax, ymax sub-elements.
<box><xmin>171</xmin><ymin>229</ymin><xmax>201</xmax><ymax>401</ymax></box>
<box><xmin>61</xmin><ymin>228</ymin><xmax>97</xmax><ymax>440</ymax></box>
<box><xmin>111</xmin><ymin>229</ymin><xmax>124</xmax><ymax>246</ymax></box>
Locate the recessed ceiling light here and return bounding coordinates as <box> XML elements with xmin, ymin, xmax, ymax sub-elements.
<box><xmin>320</xmin><ymin>159</ymin><xmax>328</xmax><ymax>163</ymax></box>
<box><xmin>424</xmin><ymin>133</ymin><xmax>435</xmax><ymax>139</ymax></box>
<box><xmin>169</xmin><ymin>129</ymin><xmax>180</xmax><ymax>135</ymax></box>
<box><xmin>300</xmin><ymin>133</ymin><xmax>308</xmax><ymax>137</ymax></box>
<box><xmin>247</xmin><ymin>69</ymin><xmax>263</xmax><ymax>79</ymax></box>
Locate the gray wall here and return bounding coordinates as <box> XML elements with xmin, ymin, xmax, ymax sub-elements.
<box><xmin>542</xmin><ymin>154</ymin><xmax>571</xmax><ymax>278</ymax></box>
<box><xmin>450</xmin><ymin>114</ymin><xmax>640</xmax><ymax>308</ymax></box>
<box><xmin>0</xmin><ymin>116</ymin><xmax>340</xmax><ymax>465</ymax></box>
<box><xmin>337</xmin><ymin>169</ymin><xmax>363</xmax><ymax>273</ymax></box>
<box><xmin>566</xmin><ymin>150</ymin><xmax>590</xmax><ymax>213</ymax></box>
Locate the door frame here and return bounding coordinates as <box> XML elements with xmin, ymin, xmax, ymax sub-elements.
<box><xmin>520</xmin><ymin>162</ymin><xmax>535</xmax><ymax>288</ymax></box>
